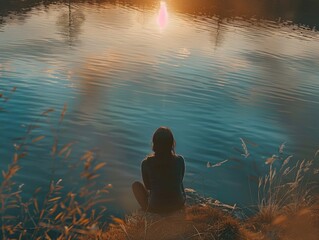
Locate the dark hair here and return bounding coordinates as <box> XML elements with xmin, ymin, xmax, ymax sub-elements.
<box><xmin>152</xmin><ymin>127</ymin><xmax>176</xmax><ymax>157</ymax></box>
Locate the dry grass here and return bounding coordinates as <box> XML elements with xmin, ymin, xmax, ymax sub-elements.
<box><xmin>1</xmin><ymin>90</ymin><xmax>319</xmax><ymax>239</ymax></box>
<box><xmin>102</xmin><ymin>196</ymin><xmax>319</xmax><ymax>240</ymax></box>
<box><xmin>244</xmin><ymin>140</ymin><xmax>319</xmax><ymax>240</ymax></box>
<box><xmin>247</xmin><ymin>204</ymin><xmax>319</xmax><ymax>240</ymax></box>
<box><xmin>103</xmin><ymin>204</ymin><xmax>254</xmax><ymax>240</ymax></box>
<box><xmin>0</xmin><ymin>94</ymin><xmax>110</xmax><ymax>239</ymax></box>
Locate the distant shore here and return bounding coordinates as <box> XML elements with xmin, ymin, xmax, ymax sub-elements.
<box><xmin>1</xmin><ymin>0</ymin><xmax>319</xmax><ymax>27</ymax></box>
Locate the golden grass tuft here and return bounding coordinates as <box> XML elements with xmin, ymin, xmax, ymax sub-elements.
<box><xmin>246</xmin><ymin>203</ymin><xmax>319</xmax><ymax>240</ymax></box>
<box><xmin>103</xmin><ymin>204</ymin><xmax>252</xmax><ymax>240</ymax></box>
<box><xmin>0</xmin><ymin>101</ymin><xmax>110</xmax><ymax>239</ymax></box>
<box><xmin>244</xmin><ymin>141</ymin><xmax>319</xmax><ymax>240</ymax></box>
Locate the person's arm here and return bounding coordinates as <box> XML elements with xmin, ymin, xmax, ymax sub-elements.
<box><xmin>141</xmin><ymin>160</ymin><xmax>151</xmax><ymax>190</ymax></box>
<box><xmin>180</xmin><ymin>156</ymin><xmax>186</xmax><ymax>198</ymax></box>
<box><xmin>180</xmin><ymin>156</ymin><xmax>185</xmax><ymax>180</ymax></box>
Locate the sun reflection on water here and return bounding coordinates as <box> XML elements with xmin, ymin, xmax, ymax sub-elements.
<box><xmin>157</xmin><ymin>1</ymin><xmax>168</xmax><ymax>30</ymax></box>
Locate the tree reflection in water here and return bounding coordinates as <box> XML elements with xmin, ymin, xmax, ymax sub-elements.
<box><xmin>210</xmin><ymin>18</ymin><xmax>225</xmax><ymax>51</ymax></box>
<box><xmin>56</xmin><ymin>0</ymin><xmax>85</xmax><ymax>46</ymax></box>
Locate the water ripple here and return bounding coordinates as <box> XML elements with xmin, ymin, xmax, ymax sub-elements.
<box><xmin>1</xmin><ymin>1</ymin><xmax>319</xmax><ymax>211</ymax></box>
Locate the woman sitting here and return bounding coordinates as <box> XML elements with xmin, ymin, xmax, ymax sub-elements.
<box><xmin>132</xmin><ymin>127</ymin><xmax>186</xmax><ymax>213</ymax></box>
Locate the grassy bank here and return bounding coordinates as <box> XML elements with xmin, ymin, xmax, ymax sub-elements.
<box><xmin>101</xmin><ymin>149</ymin><xmax>319</xmax><ymax>240</ymax></box>
<box><xmin>101</xmin><ymin>153</ymin><xmax>319</xmax><ymax>240</ymax></box>
<box><xmin>102</xmin><ymin>200</ymin><xmax>319</xmax><ymax>240</ymax></box>
<box><xmin>2</xmin><ymin>135</ymin><xmax>318</xmax><ymax>239</ymax></box>
<box><xmin>1</xmin><ymin>93</ymin><xmax>319</xmax><ymax>239</ymax></box>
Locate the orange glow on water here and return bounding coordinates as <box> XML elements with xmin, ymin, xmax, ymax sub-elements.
<box><xmin>157</xmin><ymin>1</ymin><xmax>168</xmax><ymax>29</ymax></box>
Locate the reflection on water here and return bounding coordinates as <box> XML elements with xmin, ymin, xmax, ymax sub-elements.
<box><xmin>56</xmin><ymin>1</ymin><xmax>85</xmax><ymax>45</ymax></box>
<box><xmin>74</xmin><ymin>50</ymin><xmax>125</xmax><ymax>117</ymax></box>
<box><xmin>157</xmin><ymin>1</ymin><xmax>168</xmax><ymax>29</ymax></box>
<box><xmin>0</xmin><ymin>1</ymin><xmax>319</xmax><ymax>215</ymax></box>
<box><xmin>1</xmin><ymin>0</ymin><xmax>319</xmax><ymax>28</ymax></box>
<box><xmin>210</xmin><ymin>18</ymin><xmax>224</xmax><ymax>50</ymax></box>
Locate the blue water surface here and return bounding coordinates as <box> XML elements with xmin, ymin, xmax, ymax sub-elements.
<box><xmin>1</xmin><ymin>1</ymin><xmax>319</xmax><ymax>216</ymax></box>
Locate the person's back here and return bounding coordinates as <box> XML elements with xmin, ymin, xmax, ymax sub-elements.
<box><xmin>142</xmin><ymin>154</ymin><xmax>185</xmax><ymax>213</ymax></box>
<box><xmin>132</xmin><ymin>127</ymin><xmax>186</xmax><ymax>214</ymax></box>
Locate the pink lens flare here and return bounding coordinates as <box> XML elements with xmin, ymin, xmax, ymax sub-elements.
<box><xmin>157</xmin><ymin>1</ymin><xmax>168</xmax><ymax>29</ymax></box>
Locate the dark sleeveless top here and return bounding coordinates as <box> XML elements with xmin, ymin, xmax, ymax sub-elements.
<box><xmin>141</xmin><ymin>155</ymin><xmax>186</xmax><ymax>213</ymax></box>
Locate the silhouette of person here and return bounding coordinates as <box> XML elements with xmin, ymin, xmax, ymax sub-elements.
<box><xmin>132</xmin><ymin>127</ymin><xmax>186</xmax><ymax>213</ymax></box>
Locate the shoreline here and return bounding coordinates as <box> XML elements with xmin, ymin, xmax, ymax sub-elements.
<box><xmin>103</xmin><ymin>190</ymin><xmax>319</xmax><ymax>240</ymax></box>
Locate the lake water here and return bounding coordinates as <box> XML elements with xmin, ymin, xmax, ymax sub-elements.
<box><xmin>1</xmin><ymin>0</ymin><xmax>319</xmax><ymax>216</ymax></box>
